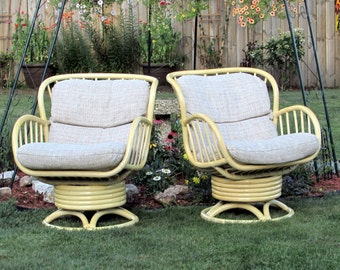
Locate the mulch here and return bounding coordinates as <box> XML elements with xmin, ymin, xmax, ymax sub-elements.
<box><xmin>1</xmin><ymin>174</ymin><xmax>339</xmax><ymax>210</ymax></box>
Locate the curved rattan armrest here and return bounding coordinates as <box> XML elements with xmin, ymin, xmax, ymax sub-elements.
<box><xmin>12</xmin><ymin>115</ymin><xmax>50</xmax><ymax>157</ymax></box>
<box><xmin>181</xmin><ymin>113</ymin><xmax>230</xmax><ymax>168</ymax></box>
<box><xmin>123</xmin><ymin>116</ymin><xmax>153</xmax><ymax>170</ymax></box>
<box><xmin>274</xmin><ymin>105</ymin><xmax>321</xmax><ymax>142</ymax></box>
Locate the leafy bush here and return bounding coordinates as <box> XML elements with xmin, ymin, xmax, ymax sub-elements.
<box><xmin>88</xmin><ymin>6</ymin><xmax>140</xmax><ymax>73</ymax></box>
<box><xmin>56</xmin><ymin>20</ymin><xmax>95</xmax><ymax>73</ymax></box>
<box><xmin>129</xmin><ymin>115</ymin><xmax>212</xmax><ymax>202</ymax></box>
<box><xmin>282</xmin><ymin>164</ymin><xmax>314</xmax><ymax>197</ymax></box>
<box><xmin>241</xmin><ymin>28</ymin><xmax>305</xmax><ymax>89</ymax></box>
<box><xmin>0</xmin><ymin>121</ymin><xmax>14</xmax><ymax>172</ymax></box>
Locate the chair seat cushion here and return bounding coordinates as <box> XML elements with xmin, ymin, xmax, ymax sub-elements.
<box><xmin>226</xmin><ymin>133</ymin><xmax>319</xmax><ymax>164</ymax></box>
<box><xmin>16</xmin><ymin>142</ymin><xmax>126</xmax><ymax>170</ymax></box>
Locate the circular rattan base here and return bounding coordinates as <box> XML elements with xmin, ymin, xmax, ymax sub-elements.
<box><xmin>201</xmin><ymin>175</ymin><xmax>294</xmax><ymax>223</ymax></box>
<box><xmin>42</xmin><ymin>182</ymin><xmax>139</xmax><ymax>230</ymax></box>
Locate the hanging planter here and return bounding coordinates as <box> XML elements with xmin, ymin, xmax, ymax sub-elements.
<box><xmin>22</xmin><ymin>63</ymin><xmax>55</xmax><ymax>89</ymax></box>
<box><xmin>141</xmin><ymin>63</ymin><xmax>176</xmax><ymax>86</ymax></box>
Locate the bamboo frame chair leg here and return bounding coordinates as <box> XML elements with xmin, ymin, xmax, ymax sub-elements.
<box><xmin>200</xmin><ymin>200</ymin><xmax>294</xmax><ymax>224</ymax></box>
<box><xmin>42</xmin><ymin>207</ymin><xmax>139</xmax><ymax>231</ymax></box>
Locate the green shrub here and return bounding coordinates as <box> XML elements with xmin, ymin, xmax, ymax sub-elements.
<box><xmin>241</xmin><ymin>28</ymin><xmax>305</xmax><ymax>89</ymax></box>
<box><xmin>88</xmin><ymin>5</ymin><xmax>140</xmax><ymax>73</ymax></box>
<box><xmin>282</xmin><ymin>164</ymin><xmax>314</xmax><ymax>197</ymax></box>
<box><xmin>56</xmin><ymin>21</ymin><xmax>95</xmax><ymax>73</ymax></box>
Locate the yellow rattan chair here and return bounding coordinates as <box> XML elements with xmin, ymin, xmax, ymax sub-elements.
<box><xmin>12</xmin><ymin>73</ymin><xmax>158</xmax><ymax>230</ymax></box>
<box><xmin>167</xmin><ymin>67</ymin><xmax>321</xmax><ymax>223</ymax></box>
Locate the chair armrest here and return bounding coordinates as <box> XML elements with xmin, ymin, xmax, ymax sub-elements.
<box><xmin>274</xmin><ymin>105</ymin><xmax>321</xmax><ymax>142</ymax></box>
<box><xmin>181</xmin><ymin>113</ymin><xmax>229</xmax><ymax>168</ymax></box>
<box><xmin>12</xmin><ymin>115</ymin><xmax>50</xmax><ymax>171</ymax></box>
<box><xmin>124</xmin><ymin>116</ymin><xmax>153</xmax><ymax>170</ymax></box>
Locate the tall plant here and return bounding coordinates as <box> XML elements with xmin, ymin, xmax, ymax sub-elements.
<box><xmin>87</xmin><ymin>4</ymin><xmax>140</xmax><ymax>72</ymax></box>
<box><xmin>56</xmin><ymin>13</ymin><xmax>95</xmax><ymax>73</ymax></box>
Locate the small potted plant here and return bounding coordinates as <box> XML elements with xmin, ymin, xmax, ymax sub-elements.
<box><xmin>139</xmin><ymin>0</ymin><xmax>186</xmax><ymax>85</ymax></box>
<box><xmin>12</xmin><ymin>11</ymin><xmax>55</xmax><ymax>88</ymax></box>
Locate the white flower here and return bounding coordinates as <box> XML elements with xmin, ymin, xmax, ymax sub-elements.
<box><xmin>153</xmin><ymin>176</ymin><xmax>161</xmax><ymax>181</ymax></box>
<box><xmin>97</xmin><ymin>0</ymin><xmax>103</xmax><ymax>6</ymax></box>
<box><xmin>111</xmin><ymin>9</ymin><xmax>116</xmax><ymax>16</ymax></box>
<box><xmin>146</xmin><ymin>171</ymin><xmax>153</xmax><ymax>176</ymax></box>
<box><xmin>161</xmin><ymin>168</ymin><xmax>171</xmax><ymax>174</ymax></box>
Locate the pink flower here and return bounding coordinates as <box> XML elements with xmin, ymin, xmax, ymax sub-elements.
<box><xmin>153</xmin><ymin>119</ymin><xmax>164</xmax><ymax>125</ymax></box>
<box><xmin>164</xmin><ymin>130</ymin><xmax>179</xmax><ymax>144</ymax></box>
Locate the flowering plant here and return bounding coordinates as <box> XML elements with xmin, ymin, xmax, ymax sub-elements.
<box><xmin>139</xmin><ymin>0</ymin><xmax>185</xmax><ymax>67</ymax></box>
<box><xmin>12</xmin><ymin>12</ymin><xmax>54</xmax><ymax>63</ymax></box>
<box><xmin>229</xmin><ymin>0</ymin><xmax>302</xmax><ymax>27</ymax></box>
<box><xmin>172</xmin><ymin>0</ymin><xmax>209</xmax><ymax>22</ymax></box>
<box><xmin>129</xmin><ymin>115</ymin><xmax>211</xmax><ymax>202</ymax></box>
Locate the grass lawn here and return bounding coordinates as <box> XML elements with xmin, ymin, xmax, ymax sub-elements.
<box><xmin>0</xmin><ymin>194</ymin><xmax>339</xmax><ymax>269</ymax></box>
<box><xmin>0</xmin><ymin>87</ymin><xmax>339</xmax><ymax>269</ymax></box>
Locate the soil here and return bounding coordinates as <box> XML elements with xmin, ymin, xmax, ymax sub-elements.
<box><xmin>1</xmin><ymin>173</ymin><xmax>339</xmax><ymax>210</ymax></box>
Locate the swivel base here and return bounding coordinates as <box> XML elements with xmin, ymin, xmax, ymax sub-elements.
<box><xmin>201</xmin><ymin>199</ymin><xmax>294</xmax><ymax>224</ymax></box>
<box><xmin>201</xmin><ymin>175</ymin><xmax>294</xmax><ymax>223</ymax></box>
<box><xmin>42</xmin><ymin>183</ymin><xmax>139</xmax><ymax>230</ymax></box>
<box><xmin>43</xmin><ymin>207</ymin><xmax>139</xmax><ymax>231</ymax></box>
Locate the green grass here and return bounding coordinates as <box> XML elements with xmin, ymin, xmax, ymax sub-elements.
<box><xmin>0</xmin><ymin>88</ymin><xmax>339</xmax><ymax>269</ymax></box>
<box><xmin>0</xmin><ymin>194</ymin><xmax>339</xmax><ymax>269</ymax></box>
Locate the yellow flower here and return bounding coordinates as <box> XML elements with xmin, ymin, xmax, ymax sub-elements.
<box><xmin>183</xmin><ymin>153</ymin><xmax>188</xmax><ymax>160</ymax></box>
<box><xmin>150</xmin><ymin>143</ymin><xmax>157</xmax><ymax>149</ymax></box>
<box><xmin>193</xmin><ymin>177</ymin><xmax>200</xmax><ymax>184</ymax></box>
<box><xmin>185</xmin><ymin>179</ymin><xmax>189</xmax><ymax>185</ymax></box>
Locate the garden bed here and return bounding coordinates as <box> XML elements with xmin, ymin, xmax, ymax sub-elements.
<box><xmin>1</xmin><ymin>174</ymin><xmax>339</xmax><ymax>210</ymax></box>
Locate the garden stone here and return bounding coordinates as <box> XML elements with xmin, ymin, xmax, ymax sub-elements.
<box><xmin>155</xmin><ymin>185</ymin><xmax>188</xmax><ymax>205</ymax></box>
<box><xmin>0</xmin><ymin>170</ymin><xmax>19</xmax><ymax>181</ymax></box>
<box><xmin>31</xmin><ymin>177</ymin><xmax>54</xmax><ymax>203</ymax></box>
<box><xmin>19</xmin><ymin>175</ymin><xmax>32</xmax><ymax>187</ymax></box>
<box><xmin>126</xmin><ymin>184</ymin><xmax>139</xmax><ymax>203</ymax></box>
<box><xmin>0</xmin><ymin>187</ymin><xmax>11</xmax><ymax>198</ymax></box>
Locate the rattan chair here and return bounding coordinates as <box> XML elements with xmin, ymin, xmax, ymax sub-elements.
<box><xmin>12</xmin><ymin>73</ymin><xmax>158</xmax><ymax>230</ymax></box>
<box><xmin>167</xmin><ymin>67</ymin><xmax>321</xmax><ymax>223</ymax></box>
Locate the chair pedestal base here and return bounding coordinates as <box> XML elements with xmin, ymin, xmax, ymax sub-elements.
<box><xmin>201</xmin><ymin>175</ymin><xmax>294</xmax><ymax>223</ymax></box>
<box><xmin>42</xmin><ymin>182</ymin><xmax>139</xmax><ymax>230</ymax></box>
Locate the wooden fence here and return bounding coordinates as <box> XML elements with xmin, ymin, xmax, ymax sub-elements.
<box><xmin>1</xmin><ymin>0</ymin><xmax>339</xmax><ymax>88</ymax></box>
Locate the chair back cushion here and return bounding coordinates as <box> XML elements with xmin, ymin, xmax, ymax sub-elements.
<box><xmin>177</xmin><ymin>73</ymin><xmax>278</xmax><ymax>141</ymax></box>
<box><xmin>49</xmin><ymin>79</ymin><xmax>150</xmax><ymax>144</ymax></box>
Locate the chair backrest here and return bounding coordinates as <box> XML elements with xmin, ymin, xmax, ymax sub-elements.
<box><xmin>40</xmin><ymin>75</ymin><xmax>154</xmax><ymax>145</ymax></box>
<box><xmin>175</xmin><ymin>72</ymin><xmax>278</xmax><ymax>141</ymax></box>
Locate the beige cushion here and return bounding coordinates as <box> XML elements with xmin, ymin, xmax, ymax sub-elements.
<box><xmin>177</xmin><ymin>73</ymin><xmax>271</xmax><ymax>123</ymax></box>
<box><xmin>48</xmin><ymin>123</ymin><xmax>131</xmax><ymax>145</ymax></box>
<box><xmin>17</xmin><ymin>142</ymin><xmax>125</xmax><ymax>170</ymax></box>
<box><xmin>51</xmin><ymin>79</ymin><xmax>150</xmax><ymax>128</ymax></box>
<box><xmin>226</xmin><ymin>133</ymin><xmax>320</xmax><ymax>164</ymax></box>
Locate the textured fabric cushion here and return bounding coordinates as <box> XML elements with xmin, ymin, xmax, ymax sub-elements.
<box><xmin>48</xmin><ymin>122</ymin><xmax>131</xmax><ymax>145</ymax></box>
<box><xmin>51</xmin><ymin>79</ymin><xmax>150</xmax><ymax>128</ymax></box>
<box><xmin>226</xmin><ymin>133</ymin><xmax>320</xmax><ymax>164</ymax></box>
<box><xmin>177</xmin><ymin>73</ymin><xmax>271</xmax><ymax>123</ymax></box>
<box><xmin>17</xmin><ymin>142</ymin><xmax>126</xmax><ymax>170</ymax></box>
<box><xmin>217</xmin><ymin>116</ymin><xmax>278</xmax><ymax>141</ymax></box>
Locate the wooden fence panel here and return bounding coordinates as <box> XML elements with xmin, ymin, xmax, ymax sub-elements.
<box><xmin>0</xmin><ymin>0</ymin><xmax>339</xmax><ymax>88</ymax></box>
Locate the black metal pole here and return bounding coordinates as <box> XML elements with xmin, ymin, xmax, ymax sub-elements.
<box><xmin>31</xmin><ymin>0</ymin><xmax>67</xmax><ymax>115</ymax></box>
<box><xmin>193</xmin><ymin>14</ymin><xmax>198</xmax><ymax>70</ymax></box>
<box><xmin>283</xmin><ymin>0</ymin><xmax>307</xmax><ymax>106</ymax></box>
<box><xmin>0</xmin><ymin>0</ymin><xmax>43</xmax><ymax>136</ymax></box>
<box><xmin>303</xmin><ymin>0</ymin><xmax>338</xmax><ymax>176</ymax></box>
<box><xmin>147</xmin><ymin>4</ymin><xmax>152</xmax><ymax>74</ymax></box>
<box><xmin>8</xmin><ymin>0</ymin><xmax>68</xmax><ymax>188</ymax></box>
